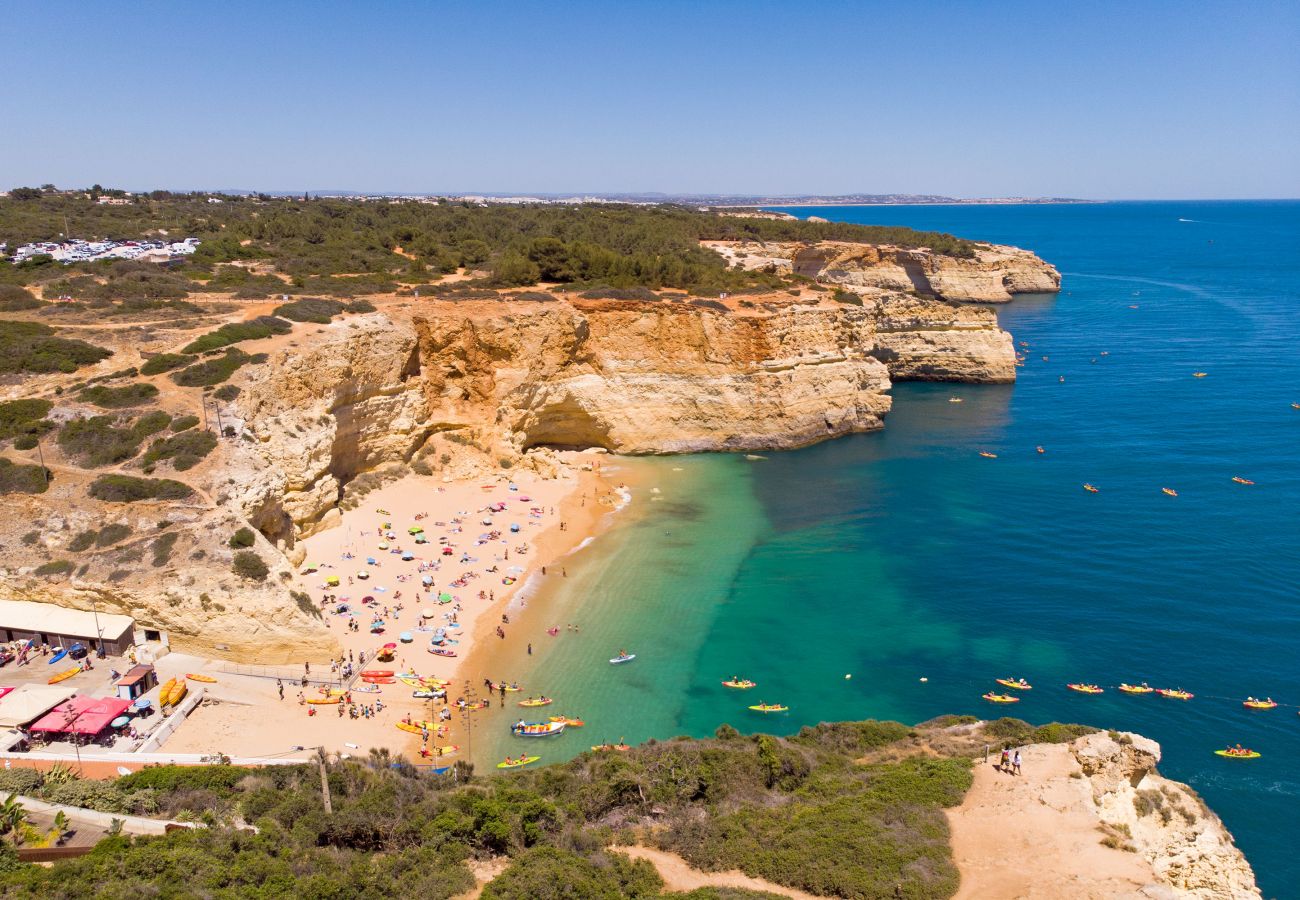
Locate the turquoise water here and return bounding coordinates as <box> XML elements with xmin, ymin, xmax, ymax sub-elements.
<box><xmin>488</xmin><ymin>202</ymin><xmax>1300</xmax><ymax>895</ymax></box>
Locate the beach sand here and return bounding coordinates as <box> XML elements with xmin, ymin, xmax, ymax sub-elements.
<box><xmin>163</xmin><ymin>453</ymin><xmax>627</xmax><ymax>763</ymax></box>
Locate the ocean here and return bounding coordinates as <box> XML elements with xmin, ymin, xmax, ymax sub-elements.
<box><xmin>482</xmin><ymin>201</ymin><xmax>1300</xmax><ymax>895</ymax></box>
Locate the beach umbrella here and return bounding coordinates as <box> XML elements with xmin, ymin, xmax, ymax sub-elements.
<box><xmin>325</xmin><ymin>575</ymin><xmax>340</xmax><ymax>586</ymax></box>
<box><xmin>439</xmin><ymin>592</ymin><xmax>453</xmax><ymax>603</ymax></box>
<box><xmin>421</xmin><ymin>609</ymin><xmax>435</xmax><ymax>618</ymax></box>
<box><xmin>408</xmin><ymin>526</ymin><xmax>424</xmax><ymax>535</ymax></box>
<box><xmin>111</xmin><ymin>716</ymin><xmax>131</xmax><ymax>729</ymax></box>
<box><xmin>357</xmin><ymin>570</ymin><xmax>369</xmax><ymax>580</ymax></box>
<box><xmin>421</xmin><ymin>575</ymin><xmax>433</xmax><ymax>586</ymax></box>
<box><xmin>362</xmin><ymin>595</ymin><xmax>375</xmax><ymax>603</ymax></box>
<box><xmin>507</xmin><ymin>565</ymin><xmax>524</xmax><ymax>574</ymax></box>
<box><xmin>414</xmin><ymin>535</ymin><xmax>428</xmax><ymax>544</ymax></box>
<box><xmin>399</xmin><ymin>632</ymin><xmax>413</xmax><ymax>643</ymax></box>
<box><xmin>366</xmin><ymin>557</ymin><xmax>377</xmax><ymax>565</ymax></box>
<box><xmin>378</xmin><ymin>542</ymin><xmax>389</xmax><ymax>550</ymax></box>
<box><xmin>383</xmin><ymin>642</ymin><xmax>398</xmax><ymax>649</ymax></box>
<box><xmin>302</xmin><ymin>564</ymin><xmax>318</xmax><ymax>573</ymax></box>
<box><xmin>401</xmin><ymin>552</ymin><xmax>414</xmax><ymax>561</ymax></box>
<box><xmin>133</xmin><ymin>698</ymin><xmax>151</xmax><ymax>710</ymax></box>
<box><xmin>510</xmin><ymin>523</ymin><xmax>520</xmax><ymax>533</ymax></box>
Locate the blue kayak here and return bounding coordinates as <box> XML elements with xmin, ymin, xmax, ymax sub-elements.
<box><xmin>48</xmin><ymin>649</ymin><xmax>67</xmax><ymax>665</ymax></box>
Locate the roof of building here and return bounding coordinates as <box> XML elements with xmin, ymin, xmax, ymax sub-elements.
<box><xmin>0</xmin><ymin>600</ymin><xmax>134</xmax><ymax>640</ymax></box>
<box><xmin>117</xmin><ymin>665</ymin><xmax>155</xmax><ymax>687</ymax></box>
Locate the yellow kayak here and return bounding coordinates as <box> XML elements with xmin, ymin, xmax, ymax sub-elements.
<box><xmin>1118</xmin><ymin>683</ymin><xmax>1153</xmax><ymax>694</ymax></box>
<box><xmin>497</xmin><ymin>756</ymin><xmax>540</xmax><ymax>769</ymax></box>
<box><xmin>996</xmin><ymin>678</ymin><xmax>1032</xmax><ymax>690</ymax></box>
<box><xmin>548</xmin><ymin>716</ymin><xmax>585</xmax><ymax>727</ymax></box>
<box><xmin>748</xmin><ymin>704</ymin><xmax>788</xmax><ymax>712</ymax></box>
<box><xmin>1242</xmin><ymin>700</ymin><xmax>1277</xmax><ymax>710</ymax></box>
<box><xmin>1067</xmin><ymin>683</ymin><xmax>1104</xmax><ymax>694</ymax></box>
<box><xmin>396</xmin><ymin>721</ymin><xmax>439</xmax><ymax>735</ymax></box>
<box><xmin>1156</xmin><ymin>689</ymin><xmax>1194</xmax><ymax>701</ymax></box>
<box><xmin>48</xmin><ymin>667</ymin><xmax>80</xmax><ymax>685</ymax></box>
<box><xmin>519</xmin><ymin>698</ymin><xmax>553</xmax><ymax>708</ymax></box>
<box><xmin>721</xmin><ymin>679</ymin><xmax>756</xmax><ymax>689</ymax></box>
<box><xmin>186</xmin><ymin>673</ymin><xmax>217</xmax><ymax>683</ymax></box>
<box><xmin>1215</xmin><ymin>749</ymin><xmax>1260</xmax><ymax>759</ymax></box>
<box><xmin>306</xmin><ymin>697</ymin><xmax>339</xmax><ymax>705</ymax></box>
<box><xmin>983</xmin><ymin>693</ymin><xmax>1019</xmax><ymax>704</ymax></box>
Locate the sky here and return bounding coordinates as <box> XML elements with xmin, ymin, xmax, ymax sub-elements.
<box><xmin>1</xmin><ymin>0</ymin><xmax>1296</xmax><ymax>199</ymax></box>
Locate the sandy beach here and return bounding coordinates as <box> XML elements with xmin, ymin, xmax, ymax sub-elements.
<box><xmin>163</xmin><ymin>453</ymin><xmax>629</xmax><ymax>764</ymax></box>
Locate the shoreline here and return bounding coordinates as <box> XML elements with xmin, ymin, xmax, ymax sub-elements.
<box><xmin>161</xmin><ymin>454</ymin><xmax>624</xmax><ymax>762</ymax></box>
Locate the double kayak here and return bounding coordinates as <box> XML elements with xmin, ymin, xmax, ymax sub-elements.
<box><xmin>1118</xmin><ymin>683</ymin><xmax>1154</xmax><ymax>694</ymax></box>
<box><xmin>996</xmin><ymin>678</ymin><xmax>1032</xmax><ymax>690</ymax></box>
<box><xmin>1067</xmin><ymin>683</ymin><xmax>1104</xmax><ymax>694</ymax></box>
<box><xmin>497</xmin><ymin>756</ymin><xmax>540</xmax><ymax>769</ymax></box>
<box><xmin>518</xmin><ymin>698</ymin><xmax>553</xmax><ymax>708</ymax></box>
<box><xmin>1243</xmin><ymin>699</ymin><xmax>1277</xmax><ymax>710</ymax></box>
<box><xmin>48</xmin><ymin>667</ymin><xmax>79</xmax><ymax>685</ymax></box>
<box><xmin>983</xmin><ymin>693</ymin><xmax>1019</xmax><ymax>704</ymax></box>
<box><xmin>1156</xmin><ymin>689</ymin><xmax>1194</xmax><ymax>701</ymax></box>
<box><xmin>512</xmin><ymin>721</ymin><xmax>566</xmax><ymax>737</ymax></box>
<box><xmin>591</xmin><ymin>743</ymin><xmax>631</xmax><ymax>753</ymax></box>
<box><xmin>722</xmin><ymin>679</ymin><xmax>756</xmax><ymax>689</ymax></box>
<box><xmin>1215</xmin><ymin>750</ymin><xmax>1261</xmax><ymax>759</ymax></box>
<box><xmin>548</xmin><ymin>716</ymin><xmax>585</xmax><ymax>727</ymax></box>
<box><xmin>748</xmin><ymin>704</ymin><xmax>788</xmax><ymax>713</ymax></box>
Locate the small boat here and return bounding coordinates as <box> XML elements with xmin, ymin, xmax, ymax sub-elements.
<box><xmin>1036</xmin><ymin>446</ymin><xmax>1045</xmax><ymax>454</ymax></box>
<box><xmin>979</xmin><ymin>451</ymin><xmax>998</xmax><ymax>459</ymax></box>
<box><xmin>748</xmin><ymin>703</ymin><xmax>788</xmax><ymax>713</ymax></box>
<box><xmin>1162</xmin><ymin>488</ymin><xmax>1178</xmax><ymax>497</ymax></box>
<box><xmin>396</xmin><ymin>722</ymin><xmax>435</xmax><ymax>735</ymax></box>
<box><xmin>996</xmin><ymin>678</ymin><xmax>1032</xmax><ymax>690</ymax></box>
<box><xmin>512</xmin><ymin>721</ymin><xmax>566</xmax><ymax>737</ymax></box>
<box><xmin>185</xmin><ymin>673</ymin><xmax>217</xmax><ymax>683</ymax></box>
<box><xmin>462</xmin><ymin>700</ymin><xmax>489</xmax><ymax>710</ymax></box>
<box><xmin>722</xmin><ymin>679</ymin><xmax>756</xmax><ymax>689</ymax></box>
<box><xmin>398</xmin><ymin>676</ymin><xmax>431</xmax><ymax>688</ymax></box>
<box><xmin>428</xmin><ymin>647</ymin><xmax>457</xmax><ymax>658</ymax></box>
<box><xmin>1083</xmin><ymin>484</ymin><xmax>1100</xmax><ymax>493</ymax></box>
<box><xmin>948</xmin><ymin>397</ymin><xmax>963</xmax><ymax>403</ymax></box>
<box><xmin>1214</xmin><ymin>749</ymin><xmax>1261</xmax><ymax>759</ymax></box>
<box><xmin>1156</xmin><ymin>688</ymin><xmax>1194</xmax><ymax>701</ymax></box>
<box><xmin>489</xmin><ymin>682</ymin><xmax>522</xmax><ymax>692</ymax></box>
<box><xmin>983</xmin><ymin>693</ymin><xmax>1019</xmax><ymax>704</ymax></box>
<box><xmin>306</xmin><ymin>697</ymin><xmax>340</xmax><ymax>705</ymax></box>
<box><xmin>1067</xmin><ymin>683</ymin><xmax>1104</xmax><ymax>694</ymax></box>
<box><xmin>1292</xmin><ymin>403</ymin><xmax>1300</xmax><ymax>410</ymax></box>
<box><xmin>47</xmin><ymin>648</ymin><xmax>67</xmax><ymax>665</ymax></box>
<box><xmin>48</xmin><ymin>667</ymin><xmax>79</xmax><ymax>685</ymax></box>
<box><xmin>429</xmin><ymin>745</ymin><xmax>459</xmax><ymax>757</ymax></box>
<box><xmin>549</xmin><ymin>716</ymin><xmax>584</xmax><ymax>727</ymax></box>
<box><xmin>591</xmin><ymin>743</ymin><xmax>631</xmax><ymax>753</ymax></box>
<box><xmin>1118</xmin><ymin>683</ymin><xmax>1154</xmax><ymax>694</ymax></box>
<box><xmin>1231</xmin><ymin>476</ymin><xmax>1254</xmax><ymax>485</ymax></box>
<box><xmin>166</xmin><ymin>683</ymin><xmax>188</xmax><ymax>706</ymax></box>
<box><xmin>609</xmin><ymin>654</ymin><xmax>636</xmax><ymax>665</ymax></box>
<box><xmin>518</xmin><ymin>698</ymin><xmax>553</xmax><ymax>707</ymax></box>
<box><xmin>497</xmin><ymin>756</ymin><xmax>541</xmax><ymax>769</ymax></box>
<box><xmin>361</xmin><ymin>670</ymin><xmax>394</xmax><ymax>679</ymax></box>
<box><xmin>1193</xmin><ymin>372</ymin><xmax>1208</xmax><ymax>377</ymax></box>
<box><xmin>1242</xmin><ymin>699</ymin><xmax>1277</xmax><ymax>710</ymax></box>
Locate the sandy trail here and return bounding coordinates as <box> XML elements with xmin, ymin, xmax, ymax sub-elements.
<box><xmin>613</xmin><ymin>846</ymin><xmax>819</xmax><ymax>899</ymax></box>
<box><xmin>947</xmin><ymin>743</ymin><xmax>1154</xmax><ymax>899</ymax></box>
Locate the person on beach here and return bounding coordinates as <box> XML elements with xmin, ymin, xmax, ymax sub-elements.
<box><xmin>277</xmin><ymin>680</ymin><xmax>284</xmax><ymax>700</ymax></box>
<box><xmin>1013</xmin><ymin>750</ymin><xmax>1022</xmax><ymax>775</ymax></box>
<box><xmin>999</xmin><ymin>747</ymin><xmax>1010</xmax><ymax>771</ymax></box>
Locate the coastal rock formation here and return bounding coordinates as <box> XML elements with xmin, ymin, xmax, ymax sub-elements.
<box><xmin>711</xmin><ymin>239</ymin><xmax>1061</xmax><ymax>302</ymax></box>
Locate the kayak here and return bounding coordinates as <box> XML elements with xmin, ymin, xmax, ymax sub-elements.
<box><xmin>361</xmin><ymin>670</ymin><xmax>394</xmax><ymax>679</ymax></box>
<box><xmin>512</xmin><ymin>721</ymin><xmax>566</xmax><ymax>737</ymax></box>
<box><xmin>722</xmin><ymin>680</ymin><xmax>756</xmax><ymax>689</ymax></box>
<box><xmin>412</xmin><ymin>689</ymin><xmax>444</xmax><ymax>699</ymax></box>
<box><xmin>185</xmin><ymin>673</ymin><xmax>217</xmax><ymax>683</ymax></box>
<box><xmin>1067</xmin><ymin>683</ymin><xmax>1104</xmax><ymax>694</ymax></box>
<box><xmin>996</xmin><ymin>678</ymin><xmax>1032</xmax><ymax>690</ymax></box>
<box><xmin>398</xmin><ymin>676</ymin><xmax>430</xmax><ymax>687</ymax></box>
<box><xmin>1083</xmin><ymin>484</ymin><xmax>1100</xmax><ymax>493</ymax></box>
<box><xmin>1232</xmin><ymin>476</ymin><xmax>1254</xmax><ymax>485</ymax></box>
<box><xmin>428</xmin><ymin>647</ymin><xmax>457</xmax><ymax>658</ymax></box>
<box><xmin>363</xmin><ymin>677</ymin><xmax>395</xmax><ymax>684</ymax></box>
<box><xmin>591</xmin><ymin>743</ymin><xmax>631</xmax><ymax>753</ymax></box>
<box><xmin>548</xmin><ymin>716</ymin><xmax>585</xmax><ymax>727</ymax></box>
<box><xmin>166</xmin><ymin>683</ymin><xmax>188</xmax><ymax>706</ymax></box>
<box><xmin>497</xmin><ymin>756</ymin><xmax>540</xmax><ymax>769</ymax></box>
<box><xmin>983</xmin><ymin>693</ymin><xmax>1019</xmax><ymax>704</ymax></box>
<box><xmin>1193</xmin><ymin>372</ymin><xmax>1208</xmax><ymax>377</ymax></box>
<box><xmin>1118</xmin><ymin>684</ymin><xmax>1154</xmax><ymax>694</ymax></box>
<box><xmin>1215</xmin><ymin>750</ymin><xmax>1261</xmax><ymax>759</ymax></box>
<box><xmin>306</xmin><ymin>697</ymin><xmax>339</xmax><ymax>705</ymax></box>
<box><xmin>489</xmin><ymin>682</ymin><xmax>522</xmax><ymax>692</ymax></box>
<box><xmin>48</xmin><ymin>667</ymin><xmax>79</xmax><ymax>685</ymax></box>
<box><xmin>1162</xmin><ymin>488</ymin><xmax>1178</xmax><ymax>497</ymax></box>
<box><xmin>396</xmin><ymin>721</ymin><xmax>436</xmax><ymax>735</ymax></box>
<box><xmin>48</xmin><ymin>649</ymin><xmax>67</xmax><ymax>665</ymax></box>
<box><xmin>610</xmin><ymin>654</ymin><xmax>636</xmax><ymax>665</ymax></box>
<box><xmin>1156</xmin><ymin>689</ymin><xmax>1194</xmax><ymax>701</ymax></box>
<box><xmin>979</xmin><ymin>451</ymin><xmax>998</xmax><ymax>459</ymax></box>
<box><xmin>748</xmin><ymin>704</ymin><xmax>788</xmax><ymax>713</ymax></box>
<box><xmin>1243</xmin><ymin>700</ymin><xmax>1277</xmax><ymax>710</ymax></box>
<box><xmin>518</xmin><ymin>698</ymin><xmax>553</xmax><ymax>707</ymax></box>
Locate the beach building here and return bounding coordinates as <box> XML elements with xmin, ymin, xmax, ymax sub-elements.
<box><xmin>115</xmin><ymin>665</ymin><xmax>157</xmax><ymax>702</ymax></box>
<box><xmin>0</xmin><ymin>600</ymin><xmax>135</xmax><ymax>655</ymax></box>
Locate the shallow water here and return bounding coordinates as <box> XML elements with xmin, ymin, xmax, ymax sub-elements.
<box><xmin>484</xmin><ymin>201</ymin><xmax>1300</xmax><ymax>894</ymax></box>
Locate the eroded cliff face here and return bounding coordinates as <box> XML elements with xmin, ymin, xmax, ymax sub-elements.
<box><xmin>711</xmin><ymin>239</ymin><xmax>1061</xmax><ymax>302</ymax></box>
<box><xmin>1073</xmin><ymin>732</ymin><xmax>1260</xmax><ymax>899</ymax></box>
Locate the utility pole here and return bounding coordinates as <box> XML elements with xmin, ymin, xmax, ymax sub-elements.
<box><xmin>35</xmin><ymin>438</ymin><xmax>48</xmax><ymax>489</ymax></box>
<box><xmin>201</xmin><ymin>398</ymin><xmax>208</xmax><ymax>431</ymax></box>
<box><xmin>316</xmin><ymin>747</ymin><xmax>332</xmax><ymax>814</ymax></box>
<box><xmin>214</xmin><ymin>404</ymin><xmax>225</xmax><ymax>438</ymax></box>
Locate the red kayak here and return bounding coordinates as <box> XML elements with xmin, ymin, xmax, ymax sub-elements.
<box><xmin>361</xmin><ymin>670</ymin><xmax>394</xmax><ymax>679</ymax></box>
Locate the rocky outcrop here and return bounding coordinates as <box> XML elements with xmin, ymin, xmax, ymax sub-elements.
<box><xmin>1072</xmin><ymin>732</ymin><xmax>1260</xmax><ymax>899</ymax></box>
<box><xmin>711</xmin><ymin>239</ymin><xmax>1061</xmax><ymax>302</ymax></box>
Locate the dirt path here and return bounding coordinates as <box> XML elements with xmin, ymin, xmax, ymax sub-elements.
<box><xmin>613</xmin><ymin>845</ymin><xmax>820</xmax><ymax>899</ymax></box>
<box><xmin>947</xmin><ymin>744</ymin><xmax>1155</xmax><ymax>899</ymax></box>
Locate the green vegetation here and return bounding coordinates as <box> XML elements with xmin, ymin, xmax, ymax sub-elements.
<box><xmin>213</xmin><ymin>384</ymin><xmax>241</xmax><ymax>402</ymax></box>
<box><xmin>33</xmin><ymin>559</ymin><xmax>74</xmax><ymax>577</ymax></box>
<box><xmin>142</xmin><ymin>429</ymin><xmax>217</xmax><ymax>471</ymax></box>
<box><xmin>139</xmin><ymin>353</ymin><xmax>189</xmax><ymax>376</ymax></box>
<box><xmin>88</xmin><ymin>474</ymin><xmax>193</xmax><ymax>503</ymax></box>
<box><xmin>181</xmin><ymin>316</ymin><xmax>291</xmax><ymax>353</ymax></box>
<box><xmin>982</xmin><ymin>718</ymin><xmax>1099</xmax><ymax>746</ymax></box>
<box><xmin>228</xmin><ymin>527</ymin><xmax>255</xmax><ymax>548</ymax></box>
<box><xmin>171</xmin><ymin>348</ymin><xmax>254</xmax><ymax>387</ymax></box>
<box><xmin>58</xmin><ymin>412</ymin><xmax>171</xmax><ymax>467</ymax></box>
<box><xmin>0</xmin><ymin>284</ymin><xmax>43</xmax><ymax>311</ymax></box>
<box><xmin>77</xmin><ymin>382</ymin><xmax>159</xmax><ymax>408</ymax></box>
<box><xmin>0</xmin><ymin>321</ymin><xmax>111</xmax><ymax>374</ymax></box>
<box><xmin>169</xmin><ymin>414</ymin><xmax>200</xmax><ymax>432</ymax></box>
<box><xmin>150</xmin><ymin>531</ymin><xmax>179</xmax><ymax>567</ymax></box>
<box><xmin>231</xmin><ymin>550</ymin><xmax>269</xmax><ymax>581</ymax></box>
<box><xmin>272</xmin><ymin>297</ymin><xmax>346</xmax><ymax>323</ymax></box>
<box><xmin>0</xmin><ymin>399</ymin><xmax>54</xmax><ymax>444</ymax></box>
<box><xmin>68</xmin><ymin>523</ymin><xmax>133</xmax><ymax>552</ymax></box>
<box><xmin>0</xmin><ymin>457</ymin><xmax>49</xmax><ymax>494</ymax></box>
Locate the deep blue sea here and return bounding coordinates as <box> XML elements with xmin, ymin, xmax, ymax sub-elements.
<box><xmin>489</xmin><ymin>201</ymin><xmax>1300</xmax><ymax>895</ymax></box>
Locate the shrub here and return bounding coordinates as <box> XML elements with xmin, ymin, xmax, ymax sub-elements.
<box><xmin>213</xmin><ymin>384</ymin><xmax>241</xmax><ymax>402</ymax></box>
<box><xmin>0</xmin><ymin>457</ymin><xmax>49</xmax><ymax>494</ymax></box>
<box><xmin>579</xmin><ymin>286</ymin><xmax>659</xmax><ymax>301</ymax></box>
<box><xmin>172</xmin><ymin>349</ymin><xmax>251</xmax><ymax>387</ymax></box>
<box><xmin>142</xmin><ymin>429</ymin><xmax>217</xmax><ymax>471</ymax></box>
<box><xmin>40</xmin><ymin>780</ymin><xmax>130</xmax><ymax>814</ymax></box>
<box><xmin>0</xmin><ymin>284</ymin><xmax>44</xmax><ymax>311</ymax></box>
<box><xmin>68</xmin><ymin>530</ymin><xmax>97</xmax><ymax>553</ymax></box>
<box><xmin>78</xmin><ymin>382</ymin><xmax>159</xmax><ymax>408</ymax></box>
<box><xmin>140</xmin><ymin>353</ymin><xmax>189</xmax><ymax>376</ymax></box>
<box><xmin>232</xmin><ymin>550</ymin><xmax>268</xmax><ymax>581</ymax></box>
<box><xmin>88</xmin><ymin>474</ymin><xmax>193</xmax><ymax>503</ymax></box>
<box><xmin>345</xmin><ymin>299</ymin><xmax>376</xmax><ymax>313</ymax></box>
<box><xmin>0</xmin><ymin>320</ymin><xmax>112</xmax><ymax>374</ymax></box>
<box><xmin>116</xmin><ymin>765</ymin><xmax>251</xmax><ymax>795</ymax></box>
<box><xmin>96</xmin><ymin>523</ymin><xmax>132</xmax><ymax>547</ymax></box>
<box><xmin>151</xmin><ymin>532</ymin><xmax>179</xmax><ymax>567</ymax></box>
<box><xmin>831</xmin><ymin>287</ymin><xmax>863</xmax><ymax>306</ymax></box>
<box><xmin>0</xmin><ymin>768</ymin><xmax>43</xmax><ymax>795</ymax></box>
<box><xmin>170</xmin><ymin>415</ymin><xmax>200</xmax><ymax>432</ymax></box>
<box><xmin>181</xmin><ymin>316</ymin><xmax>292</xmax><ymax>353</ymax></box>
<box><xmin>34</xmin><ymin>559</ymin><xmax>74</xmax><ymax>576</ymax></box>
<box><xmin>482</xmin><ymin>847</ymin><xmax>635</xmax><ymax>900</ymax></box>
<box><xmin>229</xmin><ymin>527</ymin><xmax>256</xmax><ymax>549</ymax></box>
<box><xmin>58</xmin><ymin>412</ymin><xmax>169</xmax><ymax>467</ymax></box>
<box><xmin>272</xmin><ymin>297</ymin><xmax>345</xmax><ymax>323</ymax></box>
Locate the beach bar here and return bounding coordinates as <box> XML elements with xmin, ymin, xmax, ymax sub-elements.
<box><xmin>0</xmin><ymin>600</ymin><xmax>135</xmax><ymax>655</ymax></box>
<box><xmin>115</xmin><ymin>665</ymin><xmax>157</xmax><ymax>701</ymax></box>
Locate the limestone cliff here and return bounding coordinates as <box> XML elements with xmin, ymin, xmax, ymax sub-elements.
<box><xmin>710</xmin><ymin>239</ymin><xmax>1061</xmax><ymax>302</ymax></box>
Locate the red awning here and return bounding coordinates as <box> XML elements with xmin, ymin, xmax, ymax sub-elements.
<box><xmin>29</xmin><ymin>696</ymin><xmax>131</xmax><ymax>735</ymax></box>
<box><xmin>0</xmin><ymin>688</ymin><xmax>14</xmax><ymax>701</ymax></box>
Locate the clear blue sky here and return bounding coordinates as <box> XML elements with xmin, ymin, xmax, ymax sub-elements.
<box><xmin>2</xmin><ymin>0</ymin><xmax>1296</xmax><ymax>198</ymax></box>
